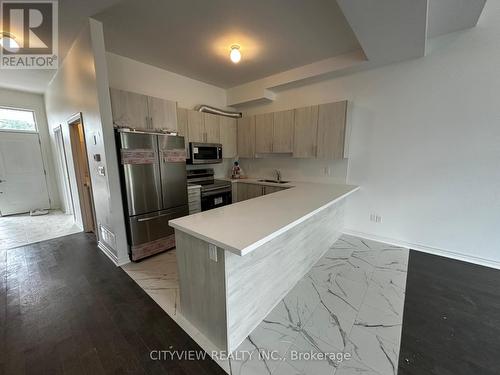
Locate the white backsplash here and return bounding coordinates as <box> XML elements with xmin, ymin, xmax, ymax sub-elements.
<box><xmin>238</xmin><ymin>157</ymin><xmax>348</xmax><ymax>184</ymax></box>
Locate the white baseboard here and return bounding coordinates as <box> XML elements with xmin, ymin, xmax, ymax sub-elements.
<box><xmin>343</xmin><ymin>229</ymin><xmax>500</xmax><ymax>271</ymax></box>
<box><xmin>98</xmin><ymin>240</ymin><xmax>127</xmax><ymax>266</ymax></box>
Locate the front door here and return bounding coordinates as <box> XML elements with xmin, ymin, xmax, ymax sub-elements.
<box><xmin>0</xmin><ymin>132</ymin><xmax>50</xmax><ymax>215</ymax></box>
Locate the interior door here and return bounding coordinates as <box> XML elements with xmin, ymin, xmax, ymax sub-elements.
<box><xmin>0</xmin><ymin>132</ymin><xmax>50</xmax><ymax>215</ymax></box>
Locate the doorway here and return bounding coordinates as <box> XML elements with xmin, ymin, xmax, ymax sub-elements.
<box><xmin>54</xmin><ymin>125</ymin><xmax>74</xmax><ymax>216</ymax></box>
<box><xmin>68</xmin><ymin>113</ymin><xmax>96</xmax><ymax>233</ymax></box>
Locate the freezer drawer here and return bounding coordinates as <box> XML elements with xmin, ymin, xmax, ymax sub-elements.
<box><xmin>128</xmin><ymin>205</ymin><xmax>189</xmax><ymax>261</ymax></box>
<box><xmin>119</xmin><ymin>132</ymin><xmax>162</xmax><ymax>216</ymax></box>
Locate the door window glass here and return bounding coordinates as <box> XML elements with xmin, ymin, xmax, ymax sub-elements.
<box><xmin>0</xmin><ymin>107</ymin><xmax>37</xmax><ymax>132</ymax></box>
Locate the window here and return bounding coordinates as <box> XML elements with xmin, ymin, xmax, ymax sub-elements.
<box><xmin>0</xmin><ymin>107</ymin><xmax>37</xmax><ymax>132</ymax></box>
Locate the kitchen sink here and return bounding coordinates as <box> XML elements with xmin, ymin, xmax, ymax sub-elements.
<box><xmin>258</xmin><ymin>179</ymin><xmax>290</xmax><ymax>184</ymax></box>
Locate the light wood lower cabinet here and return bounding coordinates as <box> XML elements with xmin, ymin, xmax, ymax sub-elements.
<box><xmin>235</xmin><ymin>183</ymin><xmax>288</xmax><ymax>202</ymax></box>
<box><xmin>317</xmin><ymin>101</ymin><xmax>347</xmax><ymax>160</ymax></box>
<box><xmin>235</xmin><ymin>183</ymin><xmax>263</xmax><ymax>202</ymax></box>
<box><xmin>237</xmin><ymin>116</ymin><xmax>255</xmax><ymax>158</ymax></box>
<box><xmin>188</xmin><ymin>187</ymin><xmax>201</xmax><ymax>214</ymax></box>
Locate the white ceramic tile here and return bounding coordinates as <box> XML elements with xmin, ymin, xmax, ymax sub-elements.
<box><xmin>122</xmin><ymin>234</ymin><xmax>409</xmax><ymax>375</ymax></box>
<box><xmin>302</xmin><ymin>288</ymin><xmax>357</xmax><ymax>352</ymax></box>
<box><xmin>274</xmin><ymin>334</ymin><xmax>338</xmax><ymax>375</ymax></box>
<box><xmin>0</xmin><ymin>210</ymin><xmax>80</xmax><ymax>250</ymax></box>
<box><xmin>335</xmin><ymin>358</ymin><xmax>382</xmax><ymax>375</ymax></box>
<box><xmin>354</xmin><ymin>302</ymin><xmax>403</xmax><ymax>345</ymax></box>
<box><xmin>345</xmin><ymin>326</ymin><xmax>398</xmax><ymax>375</ymax></box>
<box><xmin>363</xmin><ymin>283</ymin><xmax>405</xmax><ymax>319</ymax></box>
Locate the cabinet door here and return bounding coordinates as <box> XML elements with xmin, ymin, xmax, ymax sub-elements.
<box><xmin>293</xmin><ymin>105</ymin><xmax>319</xmax><ymax>158</ymax></box>
<box><xmin>203</xmin><ymin>113</ymin><xmax>220</xmax><ymax>143</ymax></box>
<box><xmin>273</xmin><ymin>110</ymin><xmax>294</xmax><ymax>153</ymax></box>
<box><xmin>110</xmin><ymin>88</ymin><xmax>149</xmax><ymax>129</ymax></box>
<box><xmin>317</xmin><ymin>101</ymin><xmax>347</xmax><ymax>160</ymax></box>
<box><xmin>220</xmin><ymin>116</ymin><xmax>237</xmax><ymax>158</ymax></box>
<box><xmin>255</xmin><ymin>113</ymin><xmax>273</xmax><ymax>153</ymax></box>
<box><xmin>148</xmin><ymin>96</ymin><xmax>177</xmax><ymax>131</ymax></box>
<box><xmin>246</xmin><ymin>184</ymin><xmax>264</xmax><ymax>199</ymax></box>
<box><xmin>237</xmin><ymin>116</ymin><xmax>255</xmax><ymax>158</ymax></box>
<box><xmin>264</xmin><ymin>185</ymin><xmax>285</xmax><ymax>195</ymax></box>
<box><xmin>176</xmin><ymin>108</ymin><xmax>188</xmax><ymax>138</ymax></box>
<box><xmin>187</xmin><ymin>110</ymin><xmax>204</xmax><ymax>143</ymax></box>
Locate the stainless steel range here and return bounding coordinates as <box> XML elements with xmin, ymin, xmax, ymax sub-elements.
<box><xmin>187</xmin><ymin>168</ymin><xmax>232</xmax><ymax>211</ymax></box>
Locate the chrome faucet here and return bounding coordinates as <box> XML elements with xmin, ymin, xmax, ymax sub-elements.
<box><xmin>274</xmin><ymin>169</ymin><xmax>282</xmax><ymax>182</ymax></box>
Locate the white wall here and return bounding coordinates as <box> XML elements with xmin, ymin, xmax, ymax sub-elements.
<box><xmin>0</xmin><ymin>88</ymin><xmax>59</xmax><ymax>210</ymax></box>
<box><xmin>106</xmin><ymin>52</ymin><xmax>227</xmax><ymax>110</ymax></box>
<box><xmin>45</xmin><ymin>19</ymin><xmax>129</xmax><ymax>265</ymax></box>
<box><xmin>238</xmin><ymin>2</ymin><xmax>500</xmax><ymax>267</ymax></box>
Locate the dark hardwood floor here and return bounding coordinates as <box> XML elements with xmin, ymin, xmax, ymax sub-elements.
<box><xmin>398</xmin><ymin>251</ymin><xmax>500</xmax><ymax>375</ymax></box>
<box><xmin>0</xmin><ymin>232</ymin><xmax>225</xmax><ymax>375</ymax></box>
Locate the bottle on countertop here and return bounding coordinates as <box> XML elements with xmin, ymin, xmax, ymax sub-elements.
<box><xmin>231</xmin><ymin>161</ymin><xmax>244</xmax><ymax>179</ymax></box>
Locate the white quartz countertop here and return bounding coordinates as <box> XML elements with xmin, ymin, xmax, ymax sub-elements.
<box><xmin>170</xmin><ymin>179</ymin><xmax>359</xmax><ymax>256</ymax></box>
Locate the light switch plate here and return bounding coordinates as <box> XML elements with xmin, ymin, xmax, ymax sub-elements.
<box><xmin>208</xmin><ymin>244</ymin><xmax>218</xmax><ymax>262</ymax></box>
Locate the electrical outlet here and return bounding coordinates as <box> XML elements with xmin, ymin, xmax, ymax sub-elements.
<box><xmin>324</xmin><ymin>167</ymin><xmax>331</xmax><ymax>176</ymax></box>
<box><xmin>370</xmin><ymin>213</ymin><xmax>382</xmax><ymax>223</ymax></box>
<box><xmin>208</xmin><ymin>243</ymin><xmax>218</xmax><ymax>262</ymax></box>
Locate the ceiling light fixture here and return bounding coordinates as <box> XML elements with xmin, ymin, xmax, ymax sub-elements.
<box><xmin>230</xmin><ymin>45</ymin><xmax>241</xmax><ymax>64</ymax></box>
<box><xmin>0</xmin><ymin>32</ymin><xmax>20</xmax><ymax>53</ymax></box>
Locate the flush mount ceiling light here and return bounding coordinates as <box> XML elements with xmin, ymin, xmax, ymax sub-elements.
<box><xmin>230</xmin><ymin>45</ymin><xmax>241</xmax><ymax>64</ymax></box>
<box><xmin>0</xmin><ymin>32</ymin><xmax>20</xmax><ymax>53</ymax></box>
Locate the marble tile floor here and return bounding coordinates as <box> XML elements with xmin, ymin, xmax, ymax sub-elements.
<box><xmin>122</xmin><ymin>235</ymin><xmax>409</xmax><ymax>375</ymax></box>
<box><xmin>0</xmin><ymin>209</ymin><xmax>81</xmax><ymax>250</ymax></box>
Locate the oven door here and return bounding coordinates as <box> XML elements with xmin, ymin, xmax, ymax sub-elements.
<box><xmin>189</xmin><ymin>143</ymin><xmax>222</xmax><ymax>164</ymax></box>
<box><xmin>201</xmin><ymin>189</ymin><xmax>232</xmax><ymax>211</ymax></box>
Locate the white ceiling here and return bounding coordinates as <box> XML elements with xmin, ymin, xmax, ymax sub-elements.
<box><xmin>428</xmin><ymin>0</ymin><xmax>486</xmax><ymax>38</ymax></box>
<box><xmin>0</xmin><ymin>0</ymin><xmax>488</xmax><ymax>94</ymax></box>
<box><xmin>93</xmin><ymin>0</ymin><xmax>362</xmax><ymax>88</ymax></box>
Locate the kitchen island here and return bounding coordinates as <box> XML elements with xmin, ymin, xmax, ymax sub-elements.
<box><xmin>169</xmin><ymin>180</ymin><xmax>359</xmax><ymax>353</ymax></box>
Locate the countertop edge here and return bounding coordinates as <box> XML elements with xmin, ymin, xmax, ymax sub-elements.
<box><xmin>170</xmin><ymin>185</ymin><xmax>360</xmax><ymax>256</ymax></box>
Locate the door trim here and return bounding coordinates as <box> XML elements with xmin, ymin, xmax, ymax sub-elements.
<box><xmin>68</xmin><ymin>112</ymin><xmax>97</xmax><ymax>233</ymax></box>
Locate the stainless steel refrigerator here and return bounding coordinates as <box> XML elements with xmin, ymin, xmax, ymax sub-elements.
<box><xmin>115</xmin><ymin>129</ymin><xmax>189</xmax><ymax>261</ymax></box>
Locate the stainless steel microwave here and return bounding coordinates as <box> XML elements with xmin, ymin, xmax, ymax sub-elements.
<box><xmin>187</xmin><ymin>142</ymin><xmax>223</xmax><ymax>164</ymax></box>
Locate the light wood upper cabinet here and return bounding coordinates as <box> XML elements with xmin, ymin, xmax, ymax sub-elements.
<box><xmin>187</xmin><ymin>110</ymin><xmax>204</xmax><ymax>143</ymax></box>
<box><xmin>220</xmin><ymin>116</ymin><xmax>237</xmax><ymax>158</ymax></box>
<box><xmin>255</xmin><ymin>113</ymin><xmax>273</xmax><ymax>154</ymax></box>
<box><xmin>148</xmin><ymin>96</ymin><xmax>177</xmax><ymax>131</ymax></box>
<box><xmin>293</xmin><ymin>105</ymin><xmax>319</xmax><ymax>158</ymax></box>
<box><xmin>272</xmin><ymin>110</ymin><xmax>294</xmax><ymax>153</ymax></box>
<box><xmin>317</xmin><ymin>101</ymin><xmax>347</xmax><ymax>160</ymax></box>
<box><xmin>203</xmin><ymin>113</ymin><xmax>220</xmax><ymax>143</ymax></box>
<box><xmin>109</xmin><ymin>88</ymin><xmax>149</xmax><ymax>129</ymax></box>
<box><xmin>237</xmin><ymin>116</ymin><xmax>255</xmax><ymax>158</ymax></box>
